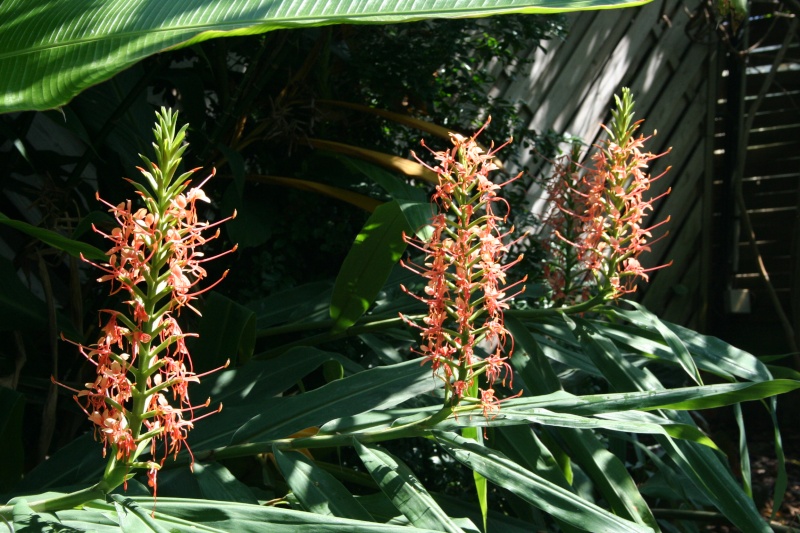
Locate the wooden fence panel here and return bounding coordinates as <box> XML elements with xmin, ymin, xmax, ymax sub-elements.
<box><xmin>493</xmin><ymin>0</ymin><xmax>716</xmax><ymax>329</ymax></box>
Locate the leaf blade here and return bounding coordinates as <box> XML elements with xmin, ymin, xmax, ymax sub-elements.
<box><xmin>273</xmin><ymin>447</ymin><xmax>374</xmax><ymax>521</ymax></box>
<box><xmin>1</xmin><ymin>0</ymin><xmax>652</xmax><ymax>112</ymax></box>
<box><xmin>330</xmin><ymin>200</ymin><xmax>410</xmax><ymax>332</ymax></box>
<box><xmin>434</xmin><ymin>432</ymin><xmax>654</xmax><ymax>533</ymax></box>
<box><xmin>354</xmin><ymin>441</ymin><xmax>464</xmax><ymax>533</ymax></box>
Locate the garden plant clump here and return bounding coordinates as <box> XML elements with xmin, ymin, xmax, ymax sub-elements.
<box><xmin>0</xmin><ymin>3</ymin><xmax>796</xmax><ymax>533</ymax></box>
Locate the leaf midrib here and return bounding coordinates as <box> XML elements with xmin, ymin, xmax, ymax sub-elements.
<box><xmin>0</xmin><ymin>2</ymin><xmax>615</xmax><ymax>60</ymax></box>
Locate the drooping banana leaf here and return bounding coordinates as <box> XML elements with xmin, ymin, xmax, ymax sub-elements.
<box><xmin>0</xmin><ymin>0</ymin><xmax>652</xmax><ymax>113</ymax></box>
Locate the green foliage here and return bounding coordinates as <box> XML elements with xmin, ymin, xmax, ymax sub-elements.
<box><xmin>0</xmin><ymin>2</ymin><xmax>795</xmax><ymax>533</ymax></box>
<box><xmin>0</xmin><ymin>0</ymin><xmax>647</xmax><ymax>113</ymax></box>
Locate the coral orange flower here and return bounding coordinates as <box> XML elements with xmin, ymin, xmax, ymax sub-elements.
<box><xmin>543</xmin><ymin>88</ymin><xmax>672</xmax><ymax>303</ymax></box>
<box><xmin>402</xmin><ymin>119</ymin><xmax>525</xmax><ymax>417</ymax></box>
<box><xmin>57</xmin><ymin>108</ymin><xmax>235</xmax><ymax>496</ymax></box>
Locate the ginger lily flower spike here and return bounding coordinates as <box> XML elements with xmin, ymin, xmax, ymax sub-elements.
<box><xmin>544</xmin><ymin>88</ymin><xmax>671</xmax><ymax>304</ymax></box>
<box><xmin>402</xmin><ymin>119</ymin><xmax>526</xmax><ymax>420</ymax></box>
<box><xmin>57</xmin><ymin>108</ymin><xmax>236</xmax><ymax>498</ymax></box>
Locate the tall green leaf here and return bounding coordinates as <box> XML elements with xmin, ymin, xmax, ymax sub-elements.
<box><xmin>273</xmin><ymin>447</ymin><xmax>374</xmax><ymax>521</ymax></box>
<box><xmin>354</xmin><ymin>441</ymin><xmax>465</xmax><ymax>533</ymax></box>
<box><xmin>340</xmin><ymin>157</ymin><xmax>435</xmax><ymax>240</ymax></box>
<box><xmin>572</xmin><ymin>319</ymin><xmax>774</xmax><ymax>533</ymax></box>
<box><xmin>0</xmin><ymin>212</ymin><xmax>106</xmax><ymax>260</ymax></box>
<box><xmin>144</xmin><ymin>497</ymin><xmax>443</xmax><ymax>532</ymax></box>
<box><xmin>612</xmin><ymin>302</ymin><xmax>702</xmax><ymax>385</ymax></box>
<box><xmin>0</xmin><ymin>0</ymin><xmax>652</xmax><ymax>113</ymax></box>
<box><xmin>112</xmin><ymin>495</ymin><xmax>172</xmax><ymax>533</ymax></box>
<box><xmin>434</xmin><ymin>433</ymin><xmax>654</xmax><ymax>533</ymax></box>
<box><xmin>330</xmin><ymin>200</ymin><xmax>410</xmax><ymax>332</ymax></box>
<box><xmin>228</xmin><ymin>359</ymin><xmax>437</xmax><ymax>445</ymax></box>
<box><xmin>192</xmin><ymin>463</ymin><xmax>259</xmax><ymax>504</ymax></box>
<box><xmin>9</xmin><ymin>495</ymin><xmax>445</xmax><ymax>532</ymax></box>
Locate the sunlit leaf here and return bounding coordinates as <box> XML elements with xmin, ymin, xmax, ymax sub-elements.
<box><xmin>273</xmin><ymin>447</ymin><xmax>373</xmax><ymax>520</ymax></box>
<box><xmin>330</xmin><ymin>200</ymin><xmax>410</xmax><ymax>333</ymax></box>
<box><xmin>611</xmin><ymin>303</ymin><xmax>702</xmax><ymax>385</ymax></box>
<box><xmin>193</xmin><ymin>463</ymin><xmax>259</xmax><ymax>504</ymax></box>
<box><xmin>112</xmin><ymin>495</ymin><xmax>172</xmax><ymax>533</ymax></box>
<box><xmin>354</xmin><ymin>441</ymin><xmax>465</xmax><ymax>533</ymax></box>
<box><xmin>435</xmin><ymin>432</ymin><xmax>654</xmax><ymax>533</ymax></box>
<box><xmin>0</xmin><ymin>0</ymin><xmax>652</xmax><ymax>113</ymax></box>
<box><xmin>340</xmin><ymin>157</ymin><xmax>435</xmax><ymax>240</ymax></box>
<box><xmin>229</xmin><ymin>359</ymin><xmax>437</xmax><ymax>445</ymax></box>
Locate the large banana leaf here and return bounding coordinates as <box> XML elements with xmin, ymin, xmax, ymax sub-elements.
<box><xmin>0</xmin><ymin>0</ymin><xmax>651</xmax><ymax>113</ymax></box>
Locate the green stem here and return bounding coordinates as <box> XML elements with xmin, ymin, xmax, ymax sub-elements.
<box><xmin>507</xmin><ymin>294</ymin><xmax>606</xmax><ymax>319</ymax></box>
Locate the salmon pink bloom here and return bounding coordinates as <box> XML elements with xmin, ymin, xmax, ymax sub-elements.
<box><xmin>56</xmin><ymin>108</ymin><xmax>234</xmax><ymax>498</ymax></box>
<box><xmin>543</xmin><ymin>88</ymin><xmax>672</xmax><ymax>303</ymax></box>
<box><xmin>402</xmin><ymin>119</ymin><xmax>526</xmax><ymax>417</ymax></box>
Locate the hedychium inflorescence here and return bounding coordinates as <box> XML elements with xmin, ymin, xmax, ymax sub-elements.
<box><xmin>543</xmin><ymin>87</ymin><xmax>672</xmax><ymax>305</ymax></box>
<box><xmin>55</xmin><ymin>107</ymin><xmax>237</xmax><ymax>498</ymax></box>
<box><xmin>401</xmin><ymin>118</ymin><xmax>526</xmax><ymax>420</ymax></box>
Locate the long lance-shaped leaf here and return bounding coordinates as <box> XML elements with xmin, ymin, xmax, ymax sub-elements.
<box><xmin>193</xmin><ymin>346</ymin><xmax>335</xmax><ymax>403</ymax></box>
<box><xmin>354</xmin><ymin>441</ymin><xmax>465</xmax><ymax>533</ymax></box>
<box><xmin>554</xmin><ymin>428</ymin><xmax>662</xmax><ymax>531</ymax></box>
<box><xmin>434</xmin><ymin>432</ymin><xmax>655</xmax><ymax>533</ymax></box>
<box><xmin>318</xmin><ymin>100</ymin><xmax>457</xmax><ymax>141</ymax></box>
<box><xmin>492</xmin><ymin>426</ymin><xmax>583</xmax><ymax>533</ymax></box>
<box><xmin>229</xmin><ymin>359</ymin><xmax>437</xmax><ymax>446</ymax></box>
<box><xmin>310</xmin><ymin>139</ymin><xmax>438</xmax><ymax>184</ymax></box>
<box><xmin>438</xmin><ymin>407</ymin><xmax>715</xmax><ymax>449</ymax></box>
<box><xmin>73</xmin><ymin>496</ymin><xmax>444</xmax><ymax>532</ymax></box>
<box><xmin>612</xmin><ymin>302</ymin><xmax>702</xmax><ymax>385</ymax></box>
<box><xmin>18</xmin><ymin>347</ymin><xmax>339</xmax><ymax>489</ymax></box>
<box><xmin>654</xmin><ymin>424</ymin><xmax>772</xmax><ymax>533</ymax></box>
<box><xmin>0</xmin><ymin>212</ymin><xmax>106</xmax><ymax>260</ymax></box>
<box><xmin>330</xmin><ymin>200</ymin><xmax>410</xmax><ymax>333</ymax></box>
<box><xmin>112</xmin><ymin>495</ymin><xmax>173</xmax><ymax>533</ymax></box>
<box><xmin>497</xmin><ymin>380</ymin><xmax>800</xmax><ymax>415</ymax></box>
<box><xmin>319</xmin><ymin>100</ymin><xmax>509</xmax><ymax>171</ymax></box>
<box><xmin>511</xmin><ymin>317</ymin><xmax>786</xmax><ymax>529</ymax></box>
<box><xmin>273</xmin><ymin>447</ymin><xmax>374</xmax><ymax>521</ymax></box>
<box><xmin>572</xmin><ymin>318</ymin><xmax>774</xmax><ymax>532</ymax></box>
<box><xmin>0</xmin><ymin>0</ymin><xmax>652</xmax><ymax>113</ymax></box>
<box><xmin>447</xmin><ymin>411</ymin><xmax>698</xmax><ymax>530</ymax></box>
<box><xmin>246</xmin><ymin>174</ymin><xmax>383</xmax><ymax>212</ymax></box>
<box><xmin>664</xmin><ymin>320</ymin><xmax>774</xmax><ymax>380</ymax></box>
<box><xmin>570</xmin><ymin>316</ymin><xmax>657</xmax><ymax>392</ymax></box>
<box><xmin>598</xmin><ymin>314</ymin><xmax>788</xmax><ymax>515</ymax></box>
<box><xmin>339</xmin><ymin>157</ymin><xmax>435</xmax><ymax>241</ymax></box>
<box><xmin>461</xmin><ymin>377</ymin><xmax>488</xmax><ymax>533</ymax></box>
<box><xmin>507</xmin><ymin>316</ymin><xmax>659</xmax><ymax>529</ymax></box>
<box><xmin>462</xmin><ymin>426</ymin><xmax>489</xmax><ymax>533</ymax></box>
<box><xmin>589</xmin><ymin>318</ymin><xmax>773</xmax><ymax>381</ymax></box>
<box><xmin>505</xmin><ymin>316</ymin><xmax>563</xmax><ymax>394</ymax></box>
